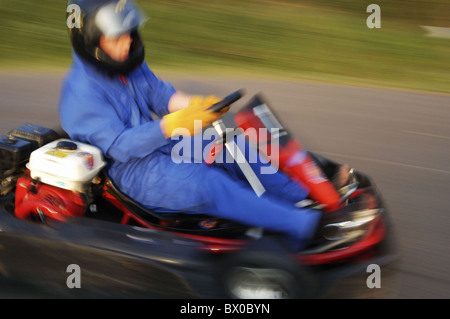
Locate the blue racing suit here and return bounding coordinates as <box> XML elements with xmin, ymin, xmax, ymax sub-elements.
<box><xmin>58</xmin><ymin>53</ymin><xmax>322</xmax><ymax>250</ymax></box>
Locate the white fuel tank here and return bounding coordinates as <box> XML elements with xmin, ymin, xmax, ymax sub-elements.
<box><xmin>27</xmin><ymin>139</ymin><xmax>106</xmax><ymax>192</ymax></box>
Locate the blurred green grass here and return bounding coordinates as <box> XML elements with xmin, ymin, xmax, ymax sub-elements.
<box><xmin>0</xmin><ymin>0</ymin><xmax>449</xmax><ymax>94</ymax></box>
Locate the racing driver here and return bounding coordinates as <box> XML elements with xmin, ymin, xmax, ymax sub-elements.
<box><xmin>59</xmin><ymin>0</ymin><xmax>324</xmax><ymax>250</ymax></box>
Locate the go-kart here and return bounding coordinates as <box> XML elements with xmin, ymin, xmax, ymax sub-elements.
<box><xmin>0</xmin><ymin>91</ymin><xmax>397</xmax><ymax>298</ymax></box>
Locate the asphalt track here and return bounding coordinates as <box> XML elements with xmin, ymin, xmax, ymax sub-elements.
<box><xmin>0</xmin><ymin>71</ymin><xmax>449</xmax><ymax>299</ymax></box>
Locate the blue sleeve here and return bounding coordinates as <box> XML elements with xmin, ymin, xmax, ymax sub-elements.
<box><xmin>58</xmin><ymin>77</ymin><xmax>170</xmax><ymax>163</ymax></box>
<box><xmin>140</xmin><ymin>62</ymin><xmax>176</xmax><ymax>117</ymax></box>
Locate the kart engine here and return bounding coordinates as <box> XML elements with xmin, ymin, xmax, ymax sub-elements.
<box><xmin>14</xmin><ymin>138</ymin><xmax>106</xmax><ymax>222</ymax></box>
<box><xmin>0</xmin><ymin>123</ymin><xmax>106</xmax><ymax>222</ymax></box>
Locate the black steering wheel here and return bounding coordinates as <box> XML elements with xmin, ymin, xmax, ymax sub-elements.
<box><xmin>208</xmin><ymin>89</ymin><xmax>245</xmax><ymax>113</ymax></box>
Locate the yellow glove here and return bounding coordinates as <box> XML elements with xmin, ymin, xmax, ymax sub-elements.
<box><xmin>161</xmin><ymin>95</ymin><xmax>225</xmax><ymax>137</ymax></box>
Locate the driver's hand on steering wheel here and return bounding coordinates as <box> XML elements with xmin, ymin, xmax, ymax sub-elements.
<box><xmin>161</xmin><ymin>95</ymin><xmax>229</xmax><ymax>137</ymax></box>
<box><xmin>188</xmin><ymin>95</ymin><xmax>230</xmax><ymax>114</ymax></box>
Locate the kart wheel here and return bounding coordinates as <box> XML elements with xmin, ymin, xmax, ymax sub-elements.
<box><xmin>225</xmin><ymin>266</ymin><xmax>298</xmax><ymax>299</ymax></box>
<box><xmin>218</xmin><ymin>239</ymin><xmax>317</xmax><ymax>299</ymax></box>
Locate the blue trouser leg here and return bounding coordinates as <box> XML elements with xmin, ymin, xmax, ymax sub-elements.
<box><xmin>213</xmin><ymin>135</ymin><xmax>309</xmax><ymax>203</ymax></box>
<box><xmin>146</xmin><ymin>134</ymin><xmax>321</xmax><ymax>250</ymax></box>
<box><xmin>199</xmin><ymin>166</ymin><xmax>321</xmax><ymax>250</ymax></box>
<box><xmin>171</xmin><ymin>134</ymin><xmax>309</xmax><ymax>204</ymax></box>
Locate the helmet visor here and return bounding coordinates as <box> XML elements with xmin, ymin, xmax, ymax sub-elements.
<box><xmin>95</xmin><ymin>0</ymin><xmax>147</xmax><ymax>39</ymax></box>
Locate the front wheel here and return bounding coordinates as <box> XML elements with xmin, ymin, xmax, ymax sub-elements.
<box><xmin>225</xmin><ymin>265</ymin><xmax>299</xmax><ymax>299</ymax></box>
<box><xmin>218</xmin><ymin>239</ymin><xmax>317</xmax><ymax>299</ymax></box>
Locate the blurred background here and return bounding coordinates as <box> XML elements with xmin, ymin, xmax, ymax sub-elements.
<box><xmin>0</xmin><ymin>0</ymin><xmax>450</xmax><ymax>299</ymax></box>
<box><xmin>0</xmin><ymin>0</ymin><xmax>449</xmax><ymax>93</ymax></box>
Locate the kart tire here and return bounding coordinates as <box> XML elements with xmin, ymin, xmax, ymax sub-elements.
<box><xmin>217</xmin><ymin>238</ymin><xmax>317</xmax><ymax>299</ymax></box>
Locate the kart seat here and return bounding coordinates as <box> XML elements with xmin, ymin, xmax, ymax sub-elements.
<box><xmin>101</xmin><ymin>169</ymin><xmax>199</xmax><ymax>221</ymax></box>
<box><xmin>100</xmin><ymin>170</ymin><xmax>248</xmax><ymax>234</ymax></box>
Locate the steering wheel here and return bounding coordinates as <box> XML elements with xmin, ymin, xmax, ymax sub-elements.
<box><xmin>208</xmin><ymin>89</ymin><xmax>245</xmax><ymax>113</ymax></box>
